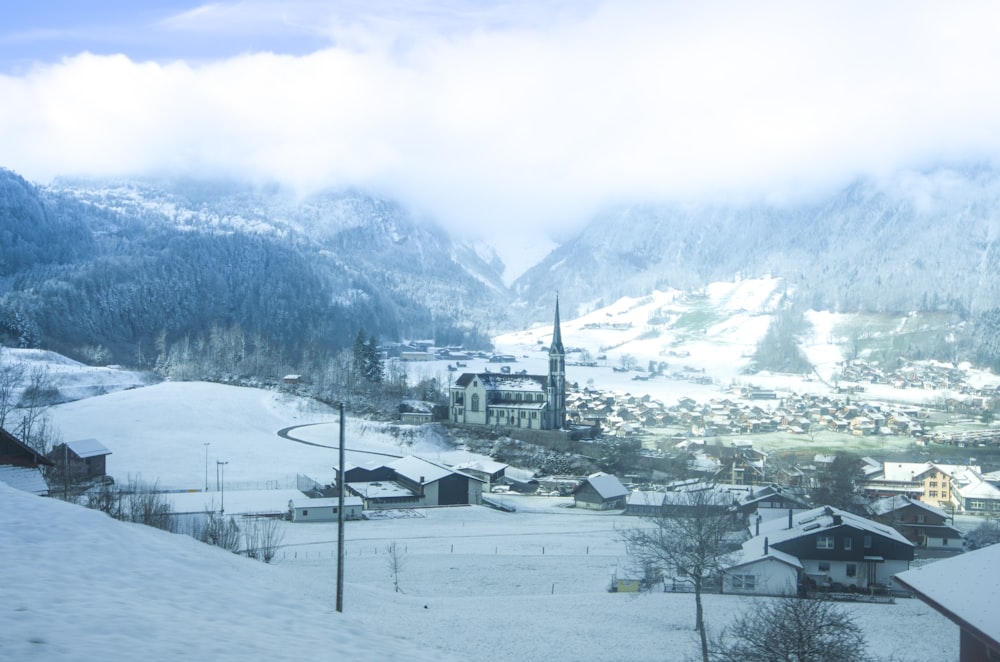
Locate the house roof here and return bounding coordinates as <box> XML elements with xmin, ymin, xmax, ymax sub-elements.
<box><xmin>728</xmin><ymin>545</ymin><xmax>803</xmax><ymax>572</ymax></box>
<box><xmin>0</xmin><ymin>465</ymin><xmax>49</xmax><ymax>495</ymax></box>
<box><xmin>455</xmin><ymin>459</ymin><xmax>508</xmax><ymax>475</ymax></box>
<box><xmin>289</xmin><ymin>496</ymin><xmax>363</xmax><ymax>509</ymax></box>
<box><xmin>65</xmin><ymin>438</ymin><xmax>112</xmax><ymax>459</ymax></box>
<box><xmin>387</xmin><ymin>455</ymin><xmax>483</xmax><ymax>484</ymax></box>
<box><xmin>0</xmin><ymin>427</ymin><xmax>53</xmax><ymax>467</ymax></box>
<box><xmin>348</xmin><ymin>481</ymin><xmax>414</xmax><ymax>499</ymax></box>
<box><xmin>894</xmin><ymin>543</ymin><xmax>1000</xmax><ymax>654</ymax></box>
<box><xmin>869</xmin><ymin>494</ymin><xmax>947</xmax><ymax>519</ymax></box>
<box><xmin>578</xmin><ymin>472</ymin><xmax>628</xmax><ymax>500</ymax></box>
<box><xmin>755</xmin><ymin>505</ymin><xmax>913</xmax><ymax>548</ymax></box>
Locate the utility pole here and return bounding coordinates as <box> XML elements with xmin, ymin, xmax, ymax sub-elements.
<box><xmin>217</xmin><ymin>460</ymin><xmax>228</xmax><ymax>514</ymax></box>
<box><xmin>337</xmin><ymin>401</ymin><xmax>346</xmax><ymax>613</ymax></box>
<box><xmin>203</xmin><ymin>442</ymin><xmax>210</xmax><ymax>492</ymax></box>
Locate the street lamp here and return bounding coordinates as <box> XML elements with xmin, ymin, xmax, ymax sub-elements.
<box><xmin>217</xmin><ymin>460</ymin><xmax>229</xmax><ymax>514</ymax></box>
<box><xmin>203</xmin><ymin>442</ymin><xmax>210</xmax><ymax>492</ymax></box>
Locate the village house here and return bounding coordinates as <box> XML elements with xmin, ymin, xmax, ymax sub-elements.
<box><xmin>867</xmin><ymin>494</ymin><xmax>963</xmax><ymax>549</ymax></box>
<box><xmin>863</xmin><ymin>461</ymin><xmax>982</xmax><ymax>509</ymax></box>
<box><xmin>723</xmin><ymin>505</ymin><xmax>914</xmax><ymax>596</ymax></box>
<box><xmin>572</xmin><ymin>472</ymin><xmax>628</xmax><ymax>510</ymax></box>
<box><xmin>0</xmin><ymin>427</ymin><xmax>52</xmax><ymax>496</ymax></box>
<box><xmin>449</xmin><ymin>298</ymin><xmax>566</xmax><ymax>431</ymax></box>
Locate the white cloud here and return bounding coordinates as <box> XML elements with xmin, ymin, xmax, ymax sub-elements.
<box><xmin>4</xmin><ymin>0</ymin><xmax>1000</xmax><ymax>263</ymax></box>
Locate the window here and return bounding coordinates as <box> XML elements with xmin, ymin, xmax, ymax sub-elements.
<box><xmin>818</xmin><ymin>562</ymin><xmax>830</xmax><ymax>572</ymax></box>
<box><xmin>816</xmin><ymin>536</ymin><xmax>835</xmax><ymax>549</ymax></box>
<box><xmin>916</xmin><ymin>514</ymin><xmax>925</xmax><ymax>524</ymax></box>
<box><xmin>731</xmin><ymin>574</ymin><xmax>756</xmax><ymax>590</ymax></box>
<box><xmin>846</xmin><ymin>563</ymin><xmax>857</xmax><ymax>577</ymax></box>
<box><xmin>843</xmin><ymin>537</ymin><xmax>853</xmax><ymax>551</ymax></box>
<box><xmin>863</xmin><ymin>535</ymin><xmax>872</xmax><ymax>549</ymax></box>
<box><xmin>302</xmin><ymin>509</ymin><xmax>308</xmax><ymax>516</ymax></box>
<box><xmin>929</xmin><ymin>490</ymin><xmax>938</xmax><ymax>497</ymax></box>
<box><xmin>471</xmin><ymin>394</ymin><xmax>480</xmax><ymax>412</ymax></box>
<box><xmin>942</xmin><ymin>537</ymin><xmax>949</xmax><ymax>546</ymax></box>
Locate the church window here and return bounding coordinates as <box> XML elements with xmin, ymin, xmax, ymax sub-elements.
<box><xmin>471</xmin><ymin>394</ymin><xmax>480</xmax><ymax>412</ymax></box>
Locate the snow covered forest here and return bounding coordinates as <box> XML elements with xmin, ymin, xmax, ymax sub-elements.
<box><xmin>6</xmin><ymin>165</ymin><xmax>1000</xmax><ymax>376</ymax></box>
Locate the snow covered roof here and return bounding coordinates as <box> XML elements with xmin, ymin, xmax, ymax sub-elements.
<box><xmin>894</xmin><ymin>544</ymin><xmax>1000</xmax><ymax>653</ymax></box>
<box><xmin>387</xmin><ymin>455</ymin><xmax>483</xmax><ymax>484</ymax></box>
<box><xmin>65</xmin><ymin>438</ymin><xmax>111</xmax><ymax>458</ymax></box>
<box><xmin>869</xmin><ymin>494</ymin><xmax>947</xmax><ymax>519</ymax></box>
<box><xmin>165</xmin><ymin>489</ymin><xmax>307</xmax><ymax>516</ymax></box>
<box><xmin>455</xmin><ymin>459</ymin><xmax>508</xmax><ymax>475</ymax></box>
<box><xmin>755</xmin><ymin>505</ymin><xmax>912</xmax><ymax>548</ymax></box>
<box><xmin>728</xmin><ymin>544</ymin><xmax>803</xmax><ymax>571</ymax></box>
<box><xmin>0</xmin><ymin>466</ymin><xmax>49</xmax><ymax>495</ymax></box>
<box><xmin>289</xmin><ymin>496</ymin><xmax>363</xmax><ymax>509</ymax></box>
<box><xmin>348</xmin><ymin>481</ymin><xmax>414</xmax><ymax>499</ymax></box>
<box><xmin>580</xmin><ymin>472</ymin><xmax>628</xmax><ymax>500</ymax></box>
<box><xmin>454</xmin><ymin>372</ymin><xmax>547</xmax><ymax>392</ymax></box>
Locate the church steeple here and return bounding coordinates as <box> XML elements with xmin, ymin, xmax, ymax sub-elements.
<box><xmin>546</xmin><ymin>295</ymin><xmax>566</xmax><ymax>430</ymax></box>
<box><xmin>550</xmin><ymin>295</ymin><xmax>564</xmax><ymax>355</ymax></box>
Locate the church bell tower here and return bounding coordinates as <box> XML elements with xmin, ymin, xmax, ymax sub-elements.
<box><xmin>546</xmin><ymin>296</ymin><xmax>567</xmax><ymax>429</ymax></box>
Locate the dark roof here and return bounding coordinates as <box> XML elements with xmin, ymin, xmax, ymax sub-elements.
<box><xmin>0</xmin><ymin>427</ymin><xmax>54</xmax><ymax>467</ymax></box>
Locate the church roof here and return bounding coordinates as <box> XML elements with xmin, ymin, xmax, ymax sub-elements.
<box><xmin>454</xmin><ymin>373</ymin><xmax>547</xmax><ymax>391</ymax></box>
<box><xmin>550</xmin><ymin>295</ymin><xmax>564</xmax><ymax>354</ymax></box>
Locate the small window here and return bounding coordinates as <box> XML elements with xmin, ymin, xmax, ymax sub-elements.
<box><xmin>916</xmin><ymin>514</ymin><xmax>925</xmax><ymax>524</ymax></box>
<box><xmin>817</xmin><ymin>536</ymin><xmax>834</xmax><ymax>550</ymax></box>
<box><xmin>863</xmin><ymin>535</ymin><xmax>872</xmax><ymax>549</ymax></box>
<box><xmin>302</xmin><ymin>509</ymin><xmax>309</xmax><ymax>516</ymax></box>
<box><xmin>846</xmin><ymin>563</ymin><xmax>857</xmax><ymax>577</ymax></box>
<box><xmin>732</xmin><ymin>574</ymin><xmax>756</xmax><ymax>590</ymax></box>
<box><xmin>843</xmin><ymin>538</ymin><xmax>853</xmax><ymax>551</ymax></box>
<box><xmin>942</xmin><ymin>537</ymin><xmax>949</xmax><ymax>546</ymax></box>
<box><xmin>818</xmin><ymin>562</ymin><xmax>830</xmax><ymax>572</ymax></box>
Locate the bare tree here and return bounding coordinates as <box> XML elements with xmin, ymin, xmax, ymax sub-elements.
<box><xmin>386</xmin><ymin>541</ymin><xmax>407</xmax><ymax>593</ymax></box>
<box><xmin>201</xmin><ymin>512</ymin><xmax>242</xmax><ymax>553</ymax></box>
<box><xmin>0</xmin><ymin>346</ymin><xmax>26</xmax><ymax>430</ymax></box>
<box><xmin>711</xmin><ymin>596</ymin><xmax>872</xmax><ymax>662</ymax></box>
<box><xmin>13</xmin><ymin>365</ymin><xmax>60</xmax><ymax>454</ymax></box>
<box><xmin>243</xmin><ymin>517</ymin><xmax>285</xmax><ymax>563</ymax></box>
<box><xmin>619</xmin><ymin>488</ymin><xmax>741</xmax><ymax>662</ymax></box>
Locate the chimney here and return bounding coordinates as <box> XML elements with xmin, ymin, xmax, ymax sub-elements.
<box><xmin>419</xmin><ymin>476</ymin><xmax>425</xmax><ymax>484</ymax></box>
<box><xmin>755</xmin><ymin>515</ymin><xmax>762</xmax><ymax>536</ymax></box>
<box><xmin>763</xmin><ymin>537</ymin><xmax>769</xmax><ymax>555</ymax></box>
<box><xmin>787</xmin><ymin>508</ymin><xmax>793</xmax><ymax>529</ymax></box>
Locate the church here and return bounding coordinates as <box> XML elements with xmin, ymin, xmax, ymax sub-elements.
<box><xmin>449</xmin><ymin>298</ymin><xmax>567</xmax><ymax>431</ymax></box>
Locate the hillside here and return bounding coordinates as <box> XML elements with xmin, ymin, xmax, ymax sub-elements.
<box><xmin>0</xmin><ymin>169</ymin><xmax>507</xmax><ymax>369</ymax></box>
<box><xmin>512</xmin><ymin>167</ymin><xmax>1000</xmax><ymax>360</ymax></box>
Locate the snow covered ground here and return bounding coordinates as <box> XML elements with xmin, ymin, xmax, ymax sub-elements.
<box><xmin>3</xmin><ymin>378</ymin><xmax>961</xmax><ymax>660</ymax></box>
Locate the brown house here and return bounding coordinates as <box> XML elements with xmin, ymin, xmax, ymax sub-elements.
<box><xmin>49</xmin><ymin>438</ymin><xmax>112</xmax><ymax>481</ymax></box>
<box><xmin>0</xmin><ymin>427</ymin><xmax>52</xmax><ymax>495</ymax></box>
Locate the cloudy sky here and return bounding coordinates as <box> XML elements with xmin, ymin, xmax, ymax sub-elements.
<box><xmin>3</xmin><ymin>1</ymin><xmax>1000</xmax><ymax>273</ymax></box>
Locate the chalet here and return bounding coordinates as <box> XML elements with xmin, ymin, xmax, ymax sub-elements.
<box><xmin>450</xmin><ymin>298</ymin><xmax>566</xmax><ymax>431</ymax></box>
<box><xmin>948</xmin><ymin>466</ymin><xmax>1000</xmax><ymax>515</ymax></box>
<box><xmin>724</xmin><ymin>505</ymin><xmax>914</xmax><ymax>595</ymax></box>
<box><xmin>895</xmin><ymin>544</ymin><xmax>1000</xmax><ymax>662</ymax></box>
<box><xmin>49</xmin><ymin>438</ymin><xmax>112</xmax><ymax>481</ymax></box>
<box><xmin>0</xmin><ymin>427</ymin><xmax>52</xmax><ymax>496</ymax></box>
<box><xmin>345</xmin><ymin>455</ymin><xmax>484</xmax><ymax>509</ymax></box>
<box><xmin>572</xmin><ymin>472</ymin><xmax>628</xmax><ymax>510</ymax></box>
<box><xmin>868</xmin><ymin>494</ymin><xmax>963</xmax><ymax>549</ymax></box>
<box><xmin>288</xmin><ymin>496</ymin><xmax>363</xmax><ymax>522</ymax></box>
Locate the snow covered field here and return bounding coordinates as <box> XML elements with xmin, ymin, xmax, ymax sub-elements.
<box><xmin>2</xmin><ymin>378</ymin><xmax>959</xmax><ymax>660</ymax></box>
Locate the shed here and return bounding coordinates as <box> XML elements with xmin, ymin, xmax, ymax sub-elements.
<box><xmin>0</xmin><ymin>427</ymin><xmax>52</xmax><ymax>496</ymax></box>
<box><xmin>572</xmin><ymin>472</ymin><xmax>628</xmax><ymax>510</ymax></box>
<box><xmin>50</xmin><ymin>438</ymin><xmax>112</xmax><ymax>480</ymax></box>
<box><xmin>288</xmin><ymin>496</ymin><xmax>363</xmax><ymax>522</ymax></box>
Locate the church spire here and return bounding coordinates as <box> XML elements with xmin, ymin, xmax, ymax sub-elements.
<box><xmin>551</xmin><ymin>294</ymin><xmax>564</xmax><ymax>354</ymax></box>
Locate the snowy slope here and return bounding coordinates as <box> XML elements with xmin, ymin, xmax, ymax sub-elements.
<box><xmin>0</xmin><ymin>482</ymin><xmax>453</xmax><ymax>661</ymax></box>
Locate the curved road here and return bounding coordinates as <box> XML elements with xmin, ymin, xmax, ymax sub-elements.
<box><xmin>276</xmin><ymin>422</ymin><xmax>403</xmax><ymax>459</ymax></box>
